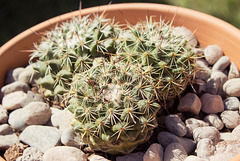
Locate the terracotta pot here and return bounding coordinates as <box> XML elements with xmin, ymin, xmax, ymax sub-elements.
<box><xmin>0</xmin><ymin>3</ymin><xmax>240</xmax><ymax>160</ymax></box>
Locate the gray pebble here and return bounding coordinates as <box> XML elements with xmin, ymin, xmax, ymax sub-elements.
<box><xmin>164</xmin><ymin>142</ymin><xmax>187</xmax><ymax>161</ymax></box>
<box><xmin>228</xmin><ymin>62</ymin><xmax>240</xmax><ymax>79</ymax></box>
<box><xmin>116</xmin><ymin>152</ymin><xmax>144</xmax><ymax>161</ymax></box>
<box><xmin>185</xmin><ymin>118</ymin><xmax>209</xmax><ymax>138</ymax></box>
<box><xmin>223</xmin><ymin>97</ymin><xmax>239</xmax><ymax>111</ymax></box>
<box><xmin>0</xmin><ymin>124</ymin><xmax>13</xmax><ymax>135</ymax></box>
<box><xmin>177</xmin><ymin>93</ymin><xmax>201</xmax><ymax>115</ymax></box>
<box><xmin>19</xmin><ymin>125</ymin><xmax>61</xmax><ymax>153</ymax></box>
<box><xmin>165</xmin><ymin>114</ymin><xmax>187</xmax><ymax>137</ymax></box>
<box><xmin>24</xmin><ymin>102</ymin><xmax>51</xmax><ymax>125</ymax></box>
<box><xmin>204</xmin><ymin>45</ymin><xmax>223</xmax><ymax>65</ymax></box>
<box><xmin>232</xmin><ymin>125</ymin><xmax>240</xmax><ymax>139</ymax></box>
<box><xmin>43</xmin><ymin>146</ymin><xmax>88</xmax><ymax>161</ymax></box>
<box><xmin>61</xmin><ymin>126</ymin><xmax>84</xmax><ymax>148</ymax></box>
<box><xmin>8</xmin><ymin>108</ymin><xmax>27</xmax><ymax>131</ymax></box>
<box><xmin>0</xmin><ymin>133</ymin><xmax>19</xmax><ymax>151</ymax></box>
<box><xmin>196</xmin><ymin>138</ymin><xmax>215</xmax><ymax>158</ymax></box>
<box><xmin>209</xmin><ymin>140</ymin><xmax>240</xmax><ymax>161</ymax></box>
<box><xmin>0</xmin><ymin>106</ymin><xmax>8</xmax><ymax>124</ymax></box>
<box><xmin>16</xmin><ymin>147</ymin><xmax>43</xmax><ymax>161</ymax></box>
<box><xmin>157</xmin><ymin>131</ymin><xmax>196</xmax><ymax>154</ymax></box>
<box><xmin>220</xmin><ymin>132</ymin><xmax>238</xmax><ymax>141</ymax></box>
<box><xmin>1</xmin><ymin>81</ymin><xmax>30</xmax><ymax>95</ymax></box>
<box><xmin>223</xmin><ymin>78</ymin><xmax>240</xmax><ymax>97</ymax></box>
<box><xmin>172</xmin><ymin>26</ymin><xmax>198</xmax><ymax>47</ymax></box>
<box><xmin>18</xmin><ymin>65</ymin><xmax>39</xmax><ymax>85</ymax></box>
<box><xmin>195</xmin><ymin>59</ymin><xmax>212</xmax><ymax>81</ymax></box>
<box><xmin>193</xmin><ymin>126</ymin><xmax>220</xmax><ymax>145</ymax></box>
<box><xmin>220</xmin><ymin>110</ymin><xmax>240</xmax><ymax>129</ymax></box>
<box><xmin>194</xmin><ymin>79</ymin><xmax>207</xmax><ymax>94</ymax></box>
<box><xmin>88</xmin><ymin>154</ymin><xmax>110</xmax><ymax>161</ymax></box>
<box><xmin>5</xmin><ymin>67</ymin><xmax>25</xmax><ymax>84</ymax></box>
<box><xmin>51</xmin><ymin>108</ymin><xmax>74</xmax><ymax>132</ymax></box>
<box><xmin>184</xmin><ymin>156</ymin><xmax>209</xmax><ymax>161</ymax></box>
<box><xmin>200</xmin><ymin>93</ymin><xmax>224</xmax><ymax>114</ymax></box>
<box><xmin>143</xmin><ymin>143</ymin><xmax>163</xmax><ymax>161</ymax></box>
<box><xmin>206</xmin><ymin>71</ymin><xmax>227</xmax><ymax>95</ymax></box>
<box><xmin>193</xmin><ymin>48</ymin><xmax>204</xmax><ymax>55</ymax></box>
<box><xmin>20</xmin><ymin>91</ymin><xmax>45</xmax><ymax>107</ymax></box>
<box><xmin>2</xmin><ymin>91</ymin><xmax>26</xmax><ymax>110</ymax></box>
<box><xmin>203</xmin><ymin>114</ymin><xmax>224</xmax><ymax>130</ymax></box>
<box><xmin>212</xmin><ymin>56</ymin><xmax>230</xmax><ymax>72</ymax></box>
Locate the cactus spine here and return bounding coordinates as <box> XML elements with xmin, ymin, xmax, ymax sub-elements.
<box><xmin>30</xmin><ymin>14</ymin><xmax>196</xmax><ymax>154</ymax></box>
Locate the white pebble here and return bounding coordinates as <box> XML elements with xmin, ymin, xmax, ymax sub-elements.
<box><xmin>204</xmin><ymin>45</ymin><xmax>223</xmax><ymax>65</ymax></box>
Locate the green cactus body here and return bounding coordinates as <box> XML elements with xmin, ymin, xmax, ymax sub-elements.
<box><xmin>30</xmin><ymin>14</ymin><xmax>196</xmax><ymax>154</ymax></box>
<box><xmin>67</xmin><ymin>58</ymin><xmax>159</xmax><ymax>154</ymax></box>
<box><xmin>30</xmin><ymin>15</ymin><xmax>120</xmax><ymax>97</ymax></box>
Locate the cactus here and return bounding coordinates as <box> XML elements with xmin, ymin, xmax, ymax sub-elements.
<box><xmin>30</xmin><ymin>14</ymin><xmax>120</xmax><ymax>98</ymax></box>
<box><xmin>30</xmin><ymin>14</ymin><xmax>196</xmax><ymax>154</ymax></box>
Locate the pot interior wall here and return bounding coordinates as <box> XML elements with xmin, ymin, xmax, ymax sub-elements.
<box><xmin>0</xmin><ymin>3</ymin><xmax>240</xmax><ymax>87</ymax></box>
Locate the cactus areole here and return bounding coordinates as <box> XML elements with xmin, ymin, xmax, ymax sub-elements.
<box><xmin>30</xmin><ymin>14</ymin><xmax>196</xmax><ymax>154</ymax></box>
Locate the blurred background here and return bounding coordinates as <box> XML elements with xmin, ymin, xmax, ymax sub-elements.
<box><xmin>1</xmin><ymin>0</ymin><xmax>240</xmax><ymax>47</ymax></box>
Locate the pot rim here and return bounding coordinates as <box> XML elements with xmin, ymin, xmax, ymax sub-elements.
<box><xmin>1</xmin><ymin>3</ymin><xmax>239</xmax><ymax>55</ymax></box>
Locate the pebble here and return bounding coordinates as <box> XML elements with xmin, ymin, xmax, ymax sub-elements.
<box><xmin>220</xmin><ymin>110</ymin><xmax>240</xmax><ymax>129</ymax></box>
<box><xmin>18</xmin><ymin>65</ymin><xmax>39</xmax><ymax>85</ymax></box>
<box><xmin>172</xmin><ymin>26</ymin><xmax>198</xmax><ymax>47</ymax></box>
<box><xmin>177</xmin><ymin>93</ymin><xmax>201</xmax><ymax>115</ymax></box>
<box><xmin>24</xmin><ymin>102</ymin><xmax>51</xmax><ymax>125</ymax></box>
<box><xmin>220</xmin><ymin>132</ymin><xmax>238</xmax><ymax>141</ymax></box>
<box><xmin>1</xmin><ymin>81</ymin><xmax>30</xmax><ymax>95</ymax></box>
<box><xmin>203</xmin><ymin>45</ymin><xmax>223</xmax><ymax>65</ymax></box>
<box><xmin>0</xmin><ymin>133</ymin><xmax>19</xmax><ymax>150</ymax></box>
<box><xmin>195</xmin><ymin>138</ymin><xmax>215</xmax><ymax>158</ymax></box>
<box><xmin>184</xmin><ymin>156</ymin><xmax>209</xmax><ymax>161</ymax></box>
<box><xmin>157</xmin><ymin>131</ymin><xmax>196</xmax><ymax>154</ymax></box>
<box><xmin>51</xmin><ymin>108</ymin><xmax>74</xmax><ymax>132</ymax></box>
<box><xmin>116</xmin><ymin>152</ymin><xmax>144</xmax><ymax>161</ymax></box>
<box><xmin>8</xmin><ymin>108</ymin><xmax>27</xmax><ymax>131</ymax></box>
<box><xmin>20</xmin><ymin>91</ymin><xmax>45</xmax><ymax>107</ymax></box>
<box><xmin>0</xmin><ymin>124</ymin><xmax>13</xmax><ymax>135</ymax></box>
<box><xmin>165</xmin><ymin>114</ymin><xmax>187</xmax><ymax>137</ymax></box>
<box><xmin>43</xmin><ymin>146</ymin><xmax>88</xmax><ymax>161</ymax></box>
<box><xmin>206</xmin><ymin>71</ymin><xmax>227</xmax><ymax>95</ymax></box>
<box><xmin>2</xmin><ymin>91</ymin><xmax>26</xmax><ymax>110</ymax></box>
<box><xmin>223</xmin><ymin>78</ymin><xmax>240</xmax><ymax>97</ymax></box>
<box><xmin>200</xmin><ymin>93</ymin><xmax>224</xmax><ymax>114</ymax></box>
<box><xmin>193</xmin><ymin>48</ymin><xmax>204</xmax><ymax>55</ymax></box>
<box><xmin>232</xmin><ymin>125</ymin><xmax>240</xmax><ymax>139</ymax></box>
<box><xmin>5</xmin><ymin>67</ymin><xmax>25</xmax><ymax>84</ymax></box>
<box><xmin>0</xmin><ymin>107</ymin><xmax>8</xmax><ymax>124</ymax></box>
<box><xmin>143</xmin><ymin>143</ymin><xmax>163</xmax><ymax>161</ymax></box>
<box><xmin>195</xmin><ymin>59</ymin><xmax>212</xmax><ymax>81</ymax></box>
<box><xmin>203</xmin><ymin>114</ymin><xmax>224</xmax><ymax>130</ymax></box>
<box><xmin>212</xmin><ymin>56</ymin><xmax>230</xmax><ymax>72</ymax></box>
<box><xmin>19</xmin><ymin>125</ymin><xmax>61</xmax><ymax>153</ymax></box>
<box><xmin>209</xmin><ymin>140</ymin><xmax>240</xmax><ymax>161</ymax></box>
<box><xmin>164</xmin><ymin>142</ymin><xmax>187</xmax><ymax>161</ymax></box>
<box><xmin>88</xmin><ymin>154</ymin><xmax>110</xmax><ymax>161</ymax></box>
<box><xmin>185</xmin><ymin>118</ymin><xmax>209</xmax><ymax>138</ymax></box>
<box><xmin>194</xmin><ymin>79</ymin><xmax>207</xmax><ymax>95</ymax></box>
<box><xmin>193</xmin><ymin>126</ymin><xmax>220</xmax><ymax>145</ymax></box>
<box><xmin>16</xmin><ymin>147</ymin><xmax>43</xmax><ymax>161</ymax></box>
<box><xmin>228</xmin><ymin>62</ymin><xmax>240</xmax><ymax>79</ymax></box>
<box><xmin>223</xmin><ymin>97</ymin><xmax>239</xmax><ymax>111</ymax></box>
<box><xmin>61</xmin><ymin>127</ymin><xmax>84</xmax><ymax>148</ymax></box>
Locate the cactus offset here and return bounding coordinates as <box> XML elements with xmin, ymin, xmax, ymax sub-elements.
<box><xmin>30</xmin><ymin>14</ymin><xmax>196</xmax><ymax>154</ymax></box>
